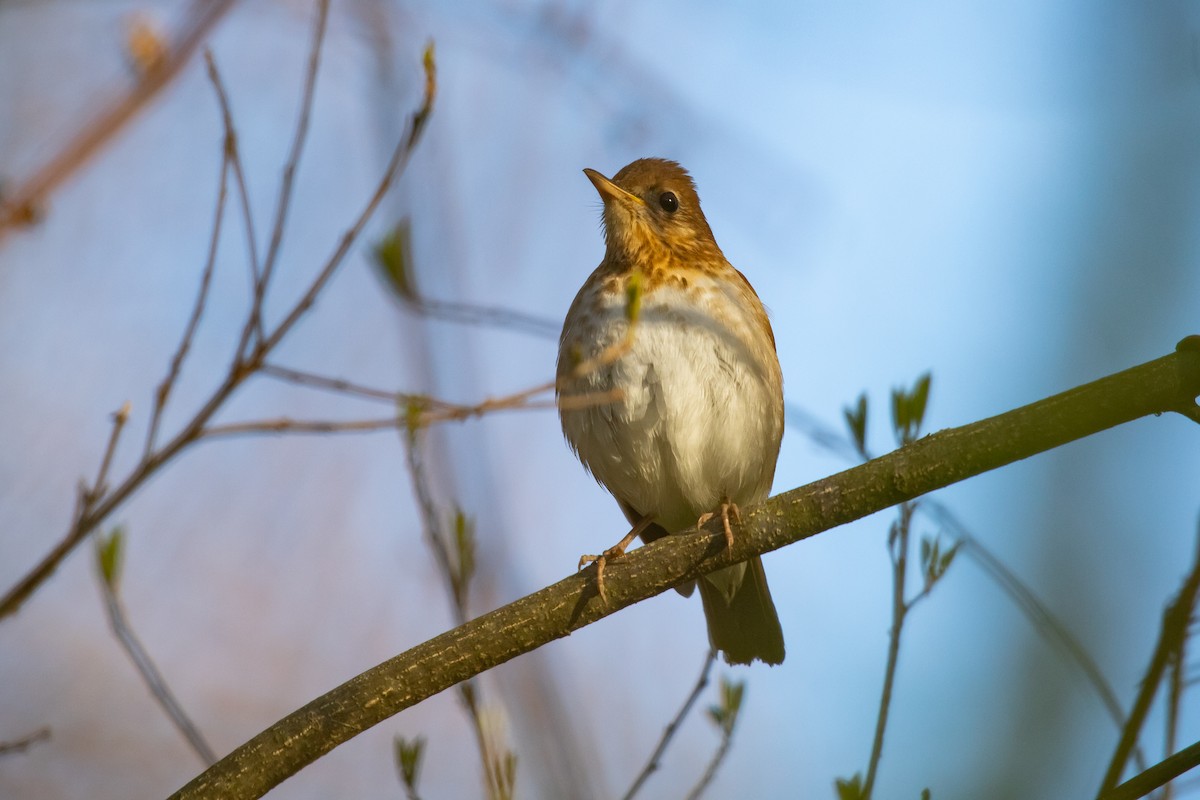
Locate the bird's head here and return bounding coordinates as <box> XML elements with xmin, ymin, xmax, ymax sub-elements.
<box><xmin>584</xmin><ymin>158</ymin><xmax>723</xmax><ymax>270</ymax></box>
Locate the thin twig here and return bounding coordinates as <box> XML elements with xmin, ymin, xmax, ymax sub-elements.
<box><xmin>1096</xmin><ymin>530</ymin><xmax>1200</xmax><ymax>797</ymax></box>
<box><xmin>146</xmin><ymin>146</ymin><xmax>229</xmax><ymax>457</ymax></box>
<box><xmin>242</xmin><ymin>0</ymin><xmax>331</xmax><ymax>354</ymax></box>
<box><xmin>202</xmin><ymin>417</ymin><xmax>403</xmax><ymax>438</ymax></box>
<box><xmin>96</xmin><ymin>543</ymin><xmax>218</xmax><ymax>765</ymax></box>
<box><xmin>197</xmin><ymin>382</ymin><xmax>623</xmax><ymax>440</ymax></box>
<box><xmin>1164</xmin><ymin>621</ymin><xmax>1186</xmax><ymax>800</ymax></box>
<box><xmin>684</xmin><ymin>679</ymin><xmax>743</xmax><ymax>800</ymax></box>
<box><xmin>0</xmin><ymin>37</ymin><xmax>437</xmax><ymax>621</ymax></box>
<box><xmin>403</xmin><ymin>297</ymin><xmax>558</xmax><ymax>339</ymax></box>
<box><xmin>1100</xmin><ymin>739</ymin><xmax>1200</xmax><ymax>800</ymax></box>
<box><xmin>403</xmin><ymin>429</ymin><xmax>513</xmax><ymax>800</ymax></box>
<box><xmin>861</xmin><ymin>500</ymin><xmax>915</xmax><ymax>799</ymax></box>
<box><xmin>91</xmin><ymin>402</ymin><xmax>131</xmax><ymax>503</ymax></box>
<box><xmin>0</xmin><ymin>0</ymin><xmax>239</xmax><ymax>241</ymax></box>
<box><xmin>202</xmin><ymin>50</ymin><xmax>261</xmax><ymax>291</ymax></box>
<box><xmin>0</xmin><ymin>728</ymin><xmax>50</xmax><ymax>757</ymax></box>
<box><xmin>255</xmin><ymin>43</ymin><xmax>436</xmax><ymax>361</ymax></box>
<box><xmin>261</xmin><ymin>363</ymin><xmax>401</xmax><ymax>403</ymax></box>
<box><xmin>785</xmin><ymin>402</ymin><xmax>1143</xmax><ymax>767</ymax></box>
<box><xmin>622</xmin><ymin>650</ymin><xmax>715</xmax><ymax>800</ymax></box>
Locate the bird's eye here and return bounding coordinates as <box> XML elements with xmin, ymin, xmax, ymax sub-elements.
<box><xmin>658</xmin><ymin>191</ymin><xmax>679</xmax><ymax>213</ymax></box>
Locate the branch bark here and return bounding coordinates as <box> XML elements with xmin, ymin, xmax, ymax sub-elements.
<box><xmin>170</xmin><ymin>339</ymin><xmax>1200</xmax><ymax>800</ymax></box>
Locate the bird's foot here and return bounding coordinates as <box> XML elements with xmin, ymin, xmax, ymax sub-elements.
<box><xmin>697</xmin><ymin>500</ymin><xmax>741</xmax><ymax>550</ymax></box>
<box><xmin>579</xmin><ymin>513</ymin><xmax>654</xmax><ymax>604</ymax></box>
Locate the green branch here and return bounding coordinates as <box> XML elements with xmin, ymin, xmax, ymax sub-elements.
<box><xmin>170</xmin><ymin>339</ymin><xmax>1200</xmax><ymax>800</ymax></box>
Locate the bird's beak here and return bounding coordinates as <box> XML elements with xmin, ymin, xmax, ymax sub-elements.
<box><xmin>583</xmin><ymin>168</ymin><xmax>645</xmax><ymax>207</ymax></box>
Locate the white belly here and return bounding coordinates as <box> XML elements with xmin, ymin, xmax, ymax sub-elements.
<box><xmin>558</xmin><ymin>283</ymin><xmax>782</xmax><ymax>535</ymax></box>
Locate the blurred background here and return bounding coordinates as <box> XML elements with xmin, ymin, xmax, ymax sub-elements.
<box><xmin>1</xmin><ymin>1</ymin><xmax>1199</xmax><ymax>798</ymax></box>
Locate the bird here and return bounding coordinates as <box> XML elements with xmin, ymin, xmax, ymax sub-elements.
<box><xmin>556</xmin><ymin>157</ymin><xmax>785</xmax><ymax>666</ymax></box>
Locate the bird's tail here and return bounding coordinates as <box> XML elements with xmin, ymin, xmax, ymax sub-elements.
<box><xmin>697</xmin><ymin>556</ymin><xmax>785</xmax><ymax>665</ymax></box>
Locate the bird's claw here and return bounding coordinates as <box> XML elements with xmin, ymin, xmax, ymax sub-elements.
<box><xmin>697</xmin><ymin>501</ymin><xmax>741</xmax><ymax>549</ymax></box>
<box><xmin>579</xmin><ymin>545</ymin><xmax>627</xmax><ymax>604</ymax></box>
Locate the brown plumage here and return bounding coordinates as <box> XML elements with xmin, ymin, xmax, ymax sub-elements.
<box><xmin>557</xmin><ymin>158</ymin><xmax>785</xmax><ymax>665</ymax></box>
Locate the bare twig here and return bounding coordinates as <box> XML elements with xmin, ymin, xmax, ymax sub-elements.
<box><xmin>261</xmin><ymin>363</ymin><xmax>401</xmax><ymax>403</ymax></box>
<box><xmin>255</xmin><ymin>43</ymin><xmax>436</xmax><ymax>361</ymax></box>
<box><xmin>146</xmin><ymin>144</ymin><xmax>229</xmax><ymax>457</ymax></box>
<box><xmin>1164</xmin><ymin>618</ymin><xmax>1186</xmax><ymax>800</ymax></box>
<box><xmin>241</xmin><ymin>0</ymin><xmax>331</xmax><ymax>353</ymax></box>
<box><xmin>622</xmin><ymin>650</ymin><xmax>715</xmax><ymax>800</ymax></box>
<box><xmin>197</xmin><ymin>382</ymin><xmax>622</xmax><ymax>440</ymax></box>
<box><xmin>1096</xmin><ymin>529</ymin><xmax>1200</xmax><ymax>797</ymax></box>
<box><xmin>404</xmin><ymin>297</ymin><xmax>558</xmax><ymax>339</ymax></box>
<box><xmin>0</xmin><ymin>728</ymin><xmax>50</xmax><ymax>757</ymax></box>
<box><xmin>685</xmin><ymin>678</ymin><xmax>744</xmax><ymax>800</ymax></box>
<box><xmin>95</xmin><ymin>531</ymin><xmax>217</xmax><ymax>765</ymax></box>
<box><xmin>0</xmin><ymin>0</ymin><xmax>239</xmax><ymax>241</ymax></box>
<box><xmin>403</xmin><ymin>428</ymin><xmax>514</xmax><ymax>800</ymax></box>
<box><xmin>861</xmin><ymin>500</ymin><xmax>916</xmax><ymax>800</ymax></box>
<box><xmin>92</xmin><ymin>402</ymin><xmax>131</xmax><ymax>503</ymax></box>
<box><xmin>0</xmin><ymin>36</ymin><xmax>437</xmax><ymax>620</ymax></box>
<box><xmin>1100</xmin><ymin>739</ymin><xmax>1200</xmax><ymax>800</ymax></box>
<box><xmin>203</xmin><ymin>417</ymin><xmax>403</xmax><ymax>438</ymax></box>
<box><xmin>202</xmin><ymin>50</ymin><xmax>261</xmax><ymax>291</ymax></box>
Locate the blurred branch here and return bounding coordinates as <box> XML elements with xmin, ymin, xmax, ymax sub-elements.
<box><xmin>145</xmin><ymin>124</ymin><xmax>228</xmax><ymax>458</ymax></box>
<box><xmin>1101</xmin><ymin>739</ymin><xmax>1200</xmax><ymax>800</ymax></box>
<box><xmin>1096</xmin><ymin>526</ymin><xmax>1200</xmax><ymax>797</ymax></box>
<box><xmin>0</xmin><ymin>34</ymin><xmax>437</xmax><ymax>621</ymax></box>
<box><xmin>197</xmin><ymin>380</ymin><xmax>621</xmax><ymax>439</ymax></box>
<box><xmin>402</xmin><ymin>428</ymin><xmax>515</xmax><ymax>800</ymax></box>
<box><xmin>1164</xmin><ymin>611</ymin><xmax>1186</xmax><ymax>800</ymax></box>
<box><xmin>791</xmin><ymin>396</ymin><xmax>1147</xmax><ymax>771</ymax></box>
<box><xmin>685</xmin><ymin>677</ymin><xmax>745</xmax><ymax>800</ymax></box>
<box><xmin>241</xmin><ymin>0</ymin><xmax>330</xmax><ymax>353</ymax></box>
<box><xmin>261</xmin><ymin>363</ymin><xmax>401</xmax><ymax>403</ymax></box>
<box><xmin>94</xmin><ymin>528</ymin><xmax>218</xmax><ymax>766</ymax></box>
<box><xmin>169</xmin><ymin>341</ymin><xmax>1200</xmax><ymax>800</ymax></box>
<box><xmin>372</xmin><ymin>220</ymin><xmax>559</xmax><ymax>340</ymax></box>
<box><xmin>0</xmin><ymin>0</ymin><xmax>239</xmax><ymax>241</ymax></box>
<box><xmin>404</xmin><ymin>296</ymin><xmax>559</xmax><ymax>339</ymax></box>
<box><xmin>202</xmin><ymin>50</ymin><xmax>261</xmax><ymax>298</ymax></box>
<box><xmin>622</xmin><ymin>650</ymin><xmax>715</xmax><ymax>800</ymax></box>
<box><xmin>0</xmin><ymin>727</ymin><xmax>50</xmax><ymax>758</ymax></box>
<box><xmin>860</xmin><ymin>374</ymin><xmax>944</xmax><ymax>799</ymax></box>
<box><xmin>860</xmin><ymin>502</ymin><xmax>915</xmax><ymax>800</ymax></box>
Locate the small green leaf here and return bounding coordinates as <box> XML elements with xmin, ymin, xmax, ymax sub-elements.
<box><xmin>843</xmin><ymin>393</ymin><xmax>869</xmax><ymax>459</ymax></box>
<box><xmin>403</xmin><ymin>397</ymin><xmax>428</xmax><ymax>436</ymax></box>
<box><xmin>95</xmin><ymin>526</ymin><xmax>126</xmax><ymax>590</ymax></box>
<box><xmin>393</xmin><ymin>734</ymin><xmax>426</xmax><ymax>790</ymax></box>
<box><xmin>938</xmin><ymin>541</ymin><xmax>960</xmax><ymax>578</ymax></box>
<box><xmin>835</xmin><ymin>772</ymin><xmax>865</xmax><ymax>800</ymax></box>
<box><xmin>372</xmin><ymin>220</ymin><xmax>418</xmax><ymax>303</ymax></box>
<box><xmin>452</xmin><ymin>508</ymin><xmax>476</xmax><ymax>587</ymax></box>
<box><xmin>891</xmin><ymin>372</ymin><xmax>933</xmax><ymax>445</ymax></box>
<box><xmin>707</xmin><ymin>677</ymin><xmax>745</xmax><ymax>738</ymax></box>
<box><xmin>910</xmin><ymin>373</ymin><xmax>931</xmax><ymax>431</ymax></box>
<box><xmin>921</xmin><ymin>789</ymin><xmax>932</xmax><ymax>800</ymax></box>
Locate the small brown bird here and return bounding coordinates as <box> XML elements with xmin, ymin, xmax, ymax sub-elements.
<box><xmin>556</xmin><ymin>158</ymin><xmax>785</xmax><ymax>665</ymax></box>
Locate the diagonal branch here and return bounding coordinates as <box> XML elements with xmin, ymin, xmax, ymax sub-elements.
<box><xmin>0</xmin><ymin>0</ymin><xmax>239</xmax><ymax>241</ymax></box>
<box><xmin>169</xmin><ymin>340</ymin><xmax>1200</xmax><ymax>800</ymax></box>
<box><xmin>1095</xmin><ymin>525</ymin><xmax>1200</xmax><ymax>796</ymax></box>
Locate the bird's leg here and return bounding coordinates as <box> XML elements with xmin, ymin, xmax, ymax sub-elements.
<box><xmin>696</xmin><ymin>497</ymin><xmax>741</xmax><ymax>550</ymax></box>
<box><xmin>578</xmin><ymin>512</ymin><xmax>655</xmax><ymax>603</ymax></box>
